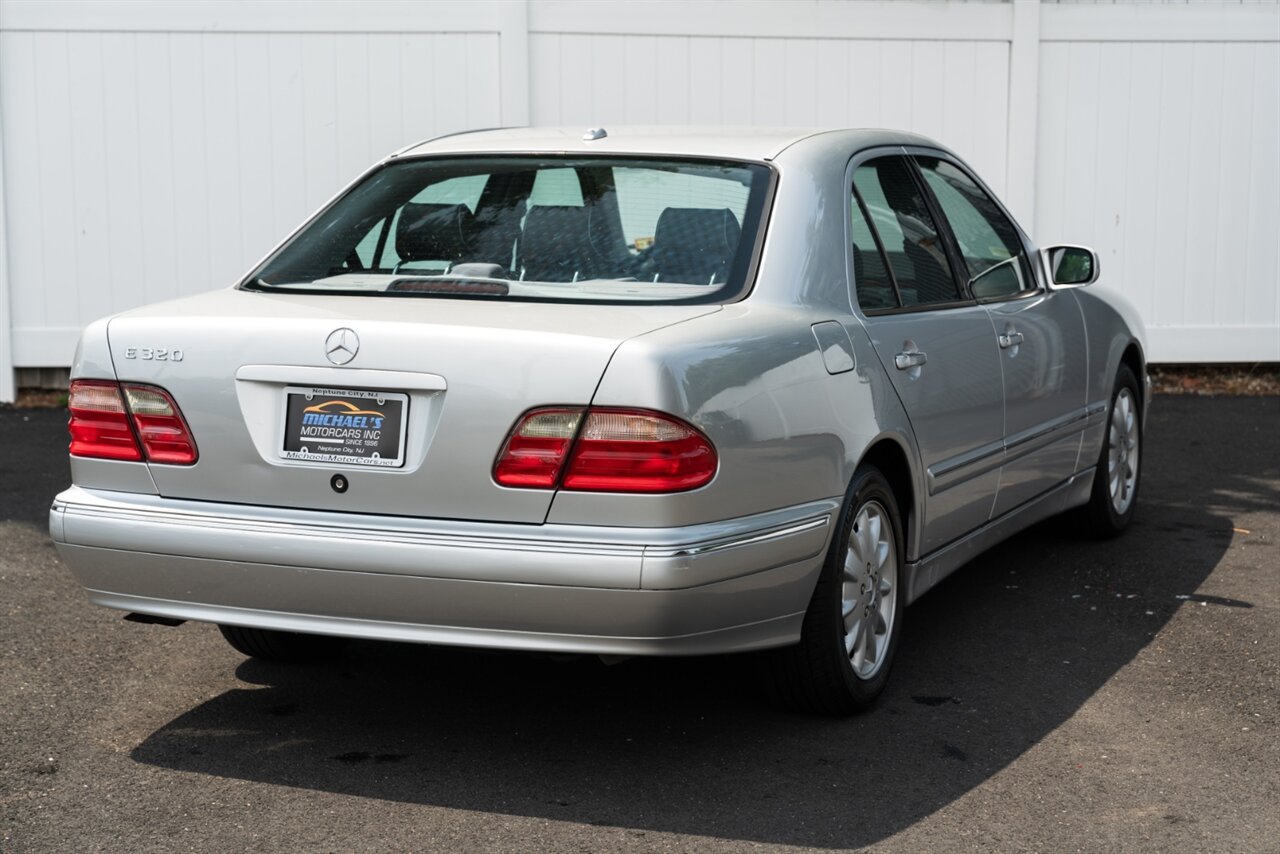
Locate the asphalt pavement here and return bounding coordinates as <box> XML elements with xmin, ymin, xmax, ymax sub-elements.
<box><xmin>1</xmin><ymin>396</ymin><xmax>1276</xmax><ymax>853</ymax></box>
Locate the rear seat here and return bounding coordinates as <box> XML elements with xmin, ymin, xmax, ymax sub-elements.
<box><xmin>394</xmin><ymin>202</ymin><xmax>474</xmax><ymax>271</ymax></box>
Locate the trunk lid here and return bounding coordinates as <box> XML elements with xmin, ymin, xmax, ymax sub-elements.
<box><xmin>106</xmin><ymin>289</ymin><xmax>717</xmax><ymax>523</ymax></box>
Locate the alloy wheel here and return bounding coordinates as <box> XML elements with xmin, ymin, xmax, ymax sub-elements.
<box><xmin>841</xmin><ymin>500</ymin><xmax>898</xmax><ymax>680</ymax></box>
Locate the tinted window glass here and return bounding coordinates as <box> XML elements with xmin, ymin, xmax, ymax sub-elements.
<box><xmin>248</xmin><ymin>157</ymin><xmax>771</xmax><ymax>304</ymax></box>
<box><xmin>414</xmin><ymin>174</ymin><xmax>489</xmax><ymax>211</ymax></box>
<box><xmin>916</xmin><ymin>157</ymin><xmax>1029</xmax><ymax>299</ymax></box>
<box><xmin>853</xmin><ymin>157</ymin><xmax>961</xmax><ymax>306</ymax></box>
<box><xmin>353</xmin><ymin>217</ymin><xmax>386</xmax><ymax>268</ymax></box>
<box><xmin>527</xmin><ymin>168</ymin><xmax>584</xmax><ymax>207</ymax></box>
<box><xmin>850</xmin><ymin>193</ymin><xmax>897</xmax><ymax>310</ymax></box>
<box><xmin>615</xmin><ymin>167</ymin><xmax>750</xmax><ymax>252</ymax></box>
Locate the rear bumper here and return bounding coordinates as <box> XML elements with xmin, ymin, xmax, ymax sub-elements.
<box><xmin>50</xmin><ymin>486</ymin><xmax>837</xmax><ymax>656</ymax></box>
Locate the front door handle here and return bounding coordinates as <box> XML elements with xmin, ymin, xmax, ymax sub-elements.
<box><xmin>998</xmin><ymin>331</ymin><xmax>1025</xmax><ymax>350</ymax></box>
<box><xmin>894</xmin><ymin>350</ymin><xmax>928</xmax><ymax>370</ymax></box>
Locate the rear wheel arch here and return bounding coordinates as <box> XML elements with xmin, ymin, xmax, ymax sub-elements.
<box><xmin>856</xmin><ymin>436</ymin><xmax>918</xmax><ymax>561</ymax></box>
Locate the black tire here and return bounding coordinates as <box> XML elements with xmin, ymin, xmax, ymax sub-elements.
<box><xmin>218</xmin><ymin>624</ymin><xmax>347</xmax><ymax>664</ymax></box>
<box><xmin>769</xmin><ymin>465</ymin><xmax>906</xmax><ymax>715</ymax></box>
<box><xmin>1073</xmin><ymin>364</ymin><xmax>1143</xmax><ymax>539</ymax></box>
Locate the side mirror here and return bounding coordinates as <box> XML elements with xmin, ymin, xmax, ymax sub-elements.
<box><xmin>1042</xmin><ymin>245</ymin><xmax>1099</xmax><ymax>288</ymax></box>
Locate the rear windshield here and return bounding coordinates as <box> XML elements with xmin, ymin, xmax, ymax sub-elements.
<box><xmin>245</xmin><ymin>156</ymin><xmax>773</xmax><ymax>304</ymax></box>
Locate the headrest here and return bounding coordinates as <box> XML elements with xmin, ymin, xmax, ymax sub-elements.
<box><xmin>653</xmin><ymin>207</ymin><xmax>742</xmax><ymax>281</ymax></box>
<box><xmin>522</xmin><ymin>205</ymin><xmax>592</xmax><ymax>243</ymax></box>
<box><xmin>395</xmin><ymin>202</ymin><xmax>474</xmax><ymax>263</ymax></box>
<box><xmin>519</xmin><ymin>206</ymin><xmax>596</xmax><ymax>281</ymax></box>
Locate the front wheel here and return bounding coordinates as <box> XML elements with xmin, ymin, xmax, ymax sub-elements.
<box><xmin>769</xmin><ymin>465</ymin><xmax>905</xmax><ymax>715</ymax></box>
<box><xmin>1073</xmin><ymin>364</ymin><xmax>1143</xmax><ymax>538</ymax></box>
<box><xmin>218</xmin><ymin>624</ymin><xmax>347</xmax><ymax>664</ymax></box>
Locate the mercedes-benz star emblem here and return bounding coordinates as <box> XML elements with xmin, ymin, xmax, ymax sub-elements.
<box><xmin>324</xmin><ymin>328</ymin><xmax>359</xmax><ymax>365</ymax></box>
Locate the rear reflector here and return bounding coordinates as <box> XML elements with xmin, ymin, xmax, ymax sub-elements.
<box><xmin>68</xmin><ymin>379</ymin><xmax>198</xmax><ymax>465</ymax></box>
<box><xmin>494</xmin><ymin>407</ymin><xmax>717</xmax><ymax>493</ymax></box>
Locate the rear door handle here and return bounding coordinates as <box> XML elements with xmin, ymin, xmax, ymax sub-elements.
<box><xmin>894</xmin><ymin>351</ymin><xmax>927</xmax><ymax>370</ymax></box>
<box><xmin>998</xmin><ymin>331</ymin><xmax>1024</xmax><ymax>349</ymax></box>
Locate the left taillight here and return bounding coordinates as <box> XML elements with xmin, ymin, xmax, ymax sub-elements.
<box><xmin>68</xmin><ymin>381</ymin><xmax>143</xmax><ymax>461</ymax></box>
<box><xmin>68</xmin><ymin>380</ymin><xmax>198</xmax><ymax>465</ymax></box>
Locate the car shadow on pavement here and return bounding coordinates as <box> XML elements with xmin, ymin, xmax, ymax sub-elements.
<box><xmin>128</xmin><ymin>398</ymin><xmax>1274</xmax><ymax>848</ymax></box>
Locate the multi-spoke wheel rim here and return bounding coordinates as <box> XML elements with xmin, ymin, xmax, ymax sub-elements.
<box><xmin>1108</xmin><ymin>387</ymin><xmax>1139</xmax><ymax>515</ymax></box>
<box><xmin>841</xmin><ymin>500</ymin><xmax>897</xmax><ymax>680</ymax></box>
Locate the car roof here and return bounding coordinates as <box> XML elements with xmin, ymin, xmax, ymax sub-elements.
<box><xmin>393</xmin><ymin>126</ymin><xmax>942</xmax><ymax>163</ymax></box>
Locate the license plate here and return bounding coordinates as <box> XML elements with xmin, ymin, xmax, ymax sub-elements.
<box><xmin>280</xmin><ymin>386</ymin><xmax>408</xmax><ymax>468</ymax></box>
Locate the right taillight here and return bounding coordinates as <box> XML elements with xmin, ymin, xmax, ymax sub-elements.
<box><xmin>68</xmin><ymin>379</ymin><xmax>198</xmax><ymax>465</ymax></box>
<box><xmin>494</xmin><ymin>407</ymin><xmax>717</xmax><ymax>493</ymax></box>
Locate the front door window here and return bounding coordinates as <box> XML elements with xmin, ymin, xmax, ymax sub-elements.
<box><xmin>914</xmin><ymin>157</ymin><xmax>1031</xmax><ymax>300</ymax></box>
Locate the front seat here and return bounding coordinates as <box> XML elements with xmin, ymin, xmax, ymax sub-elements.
<box><xmin>651</xmin><ymin>207</ymin><xmax>742</xmax><ymax>284</ymax></box>
<box><xmin>518</xmin><ymin>205</ymin><xmax>598</xmax><ymax>282</ymax></box>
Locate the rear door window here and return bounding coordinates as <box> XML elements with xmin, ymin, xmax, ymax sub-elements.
<box><xmin>852</xmin><ymin>157</ymin><xmax>962</xmax><ymax>307</ymax></box>
<box><xmin>850</xmin><ymin>192</ymin><xmax>898</xmax><ymax>311</ymax></box>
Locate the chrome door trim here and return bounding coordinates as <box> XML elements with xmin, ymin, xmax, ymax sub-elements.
<box><xmin>926</xmin><ymin>439</ymin><xmax>1005</xmax><ymax>495</ymax></box>
<box><xmin>1002</xmin><ymin>404</ymin><xmax>1095</xmax><ymax>464</ymax></box>
<box><xmin>927</xmin><ymin>401</ymin><xmax>1106</xmax><ymax>495</ymax></box>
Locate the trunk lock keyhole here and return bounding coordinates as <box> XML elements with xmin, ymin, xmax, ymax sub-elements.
<box><xmin>331</xmin><ymin>474</ymin><xmax>349</xmax><ymax>494</ymax></box>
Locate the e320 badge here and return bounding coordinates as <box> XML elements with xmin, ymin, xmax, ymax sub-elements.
<box><xmin>123</xmin><ymin>347</ymin><xmax>184</xmax><ymax>361</ymax></box>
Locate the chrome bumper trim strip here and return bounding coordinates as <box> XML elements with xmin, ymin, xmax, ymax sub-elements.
<box><xmin>51</xmin><ymin>487</ymin><xmax>838</xmax><ymax>565</ymax></box>
<box><xmin>646</xmin><ymin>516</ymin><xmax>830</xmax><ymax>559</ymax></box>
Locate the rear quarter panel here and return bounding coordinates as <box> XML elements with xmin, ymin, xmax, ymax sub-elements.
<box><xmin>547</xmin><ymin>299</ymin><xmax>919</xmax><ymax>533</ymax></box>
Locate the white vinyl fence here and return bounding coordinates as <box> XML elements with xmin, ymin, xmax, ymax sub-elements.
<box><xmin>1</xmin><ymin>0</ymin><xmax>1277</xmax><ymax>400</ymax></box>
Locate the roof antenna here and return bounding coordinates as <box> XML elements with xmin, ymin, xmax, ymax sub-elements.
<box><xmin>582</xmin><ymin>128</ymin><xmax>607</xmax><ymax>141</ymax></box>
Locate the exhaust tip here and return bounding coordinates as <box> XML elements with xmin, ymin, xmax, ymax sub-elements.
<box><xmin>124</xmin><ymin>612</ymin><xmax>186</xmax><ymax>627</ymax></box>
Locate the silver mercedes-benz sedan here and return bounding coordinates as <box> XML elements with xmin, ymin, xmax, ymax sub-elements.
<box><xmin>50</xmin><ymin>127</ymin><xmax>1147</xmax><ymax>713</ymax></box>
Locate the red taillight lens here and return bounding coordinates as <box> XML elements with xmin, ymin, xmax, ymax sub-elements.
<box><xmin>67</xmin><ymin>380</ymin><xmax>197</xmax><ymax>465</ymax></box>
<box><xmin>493</xmin><ymin>408</ymin><xmax>584</xmax><ymax>488</ymax></box>
<box><xmin>494</xmin><ymin>407</ymin><xmax>717</xmax><ymax>493</ymax></box>
<box><xmin>563</xmin><ymin>409</ymin><xmax>717</xmax><ymax>493</ymax></box>
<box><xmin>68</xmin><ymin>380</ymin><xmax>143</xmax><ymax>461</ymax></box>
<box><xmin>122</xmin><ymin>385</ymin><xmax>198</xmax><ymax>464</ymax></box>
